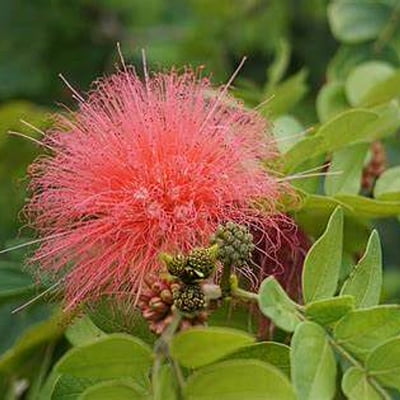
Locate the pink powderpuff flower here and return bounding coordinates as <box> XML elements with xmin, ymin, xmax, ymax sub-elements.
<box><xmin>25</xmin><ymin>65</ymin><xmax>288</xmax><ymax>309</ymax></box>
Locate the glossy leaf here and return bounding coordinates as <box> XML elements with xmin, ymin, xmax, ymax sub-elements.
<box><xmin>342</xmin><ymin>367</ymin><xmax>383</xmax><ymax>400</ymax></box>
<box><xmin>305</xmin><ymin>295</ymin><xmax>355</xmax><ymax>326</ymax></box>
<box><xmin>184</xmin><ymin>359</ymin><xmax>296</xmax><ymax>400</ymax></box>
<box><xmin>302</xmin><ymin>206</ymin><xmax>343</xmax><ymax>303</ymax></box>
<box><xmin>291</xmin><ymin>322</ymin><xmax>337</xmax><ymax>400</ymax></box>
<box><xmin>334</xmin><ymin>305</ymin><xmax>400</xmax><ymax>360</ymax></box>
<box><xmin>340</xmin><ymin>230</ymin><xmax>382</xmax><ymax>308</ymax></box>
<box><xmin>170</xmin><ymin>327</ymin><xmax>254</xmax><ymax>368</ymax></box>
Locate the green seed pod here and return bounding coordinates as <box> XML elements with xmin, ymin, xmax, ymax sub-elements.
<box><xmin>173</xmin><ymin>284</ymin><xmax>206</xmax><ymax>314</ymax></box>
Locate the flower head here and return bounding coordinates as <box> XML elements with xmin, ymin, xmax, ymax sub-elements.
<box><xmin>26</xmin><ymin>66</ymin><xmax>285</xmax><ymax>308</ymax></box>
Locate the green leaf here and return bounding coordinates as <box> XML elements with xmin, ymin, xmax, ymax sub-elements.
<box><xmin>267</xmin><ymin>38</ymin><xmax>291</xmax><ymax>88</ymax></box>
<box><xmin>224</xmin><ymin>342</ymin><xmax>291</xmax><ymax>377</ymax></box>
<box><xmin>305</xmin><ymin>295</ymin><xmax>355</xmax><ymax>326</ymax></box>
<box><xmin>170</xmin><ymin>327</ymin><xmax>254</xmax><ymax>369</ymax></box>
<box><xmin>79</xmin><ymin>380</ymin><xmax>148</xmax><ymax>400</ymax></box>
<box><xmin>362</xmin><ymin>70</ymin><xmax>400</xmax><ymax>107</ymax></box>
<box><xmin>264</xmin><ymin>69</ymin><xmax>308</xmax><ymax>117</ymax></box>
<box><xmin>366</xmin><ymin>337</ymin><xmax>400</xmax><ymax>391</ymax></box>
<box><xmin>36</xmin><ymin>367</ymin><xmax>60</xmax><ymax>400</ymax></box>
<box><xmin>362</xmin><ymin>100</ymin><xmax>400</xmax><ymax>141</ymax></box>
<box><xmin>284</xmin><ymin>109</ymin><xmax>378</xmax><ymax>172</ymax></box>
<box><xmin>86</xmin><ymin>299</ymin><xmax>155</xmax><ymax>345</ymax></box>
<box><xmin>302</xmin><ymin>206</ymin><xmax>343</xmax><ymax>303</ymax></box>
<box><xmin>291</xmin><ymin>322</ymin><xmax>337</xmax><ymax>400</ymax></box>
<box><xmin>314</xmin><ymin>109</ymin><xmax>378</xmax><ymax>151</ymax></box>
<box><xmin>283</xmin><ymin>135</ymin><xmax>324</xmax><ymax>173</ymax></box>
<box><xmin>334</xmin><ymin>305</ymin><xmax>400</xmax><ymax>360</ymax></box>
<box><xmin>153</xmin><ymin>365</ymin><xmax>178</xmax><ymax>400</ymax></box>
<box><xmin>207</xmin><ymin>300</ymin><xmax>257</xmax><ymax>334</ymax></box>
<box><xmin>328</xmin><ymin>2</ymin><xmax>391</xmax><ymax>43</ymax></box>
<box><xmin>340</xmin><ymin>231</ymin><xmax>382</xmax><ymax>308</ymax></box>
<box><xmin>316</xmin><ymin>82</ymin><xmax>349</xmax><ymax>123</ymax></box>
<box><xmin>324</xmin><ymin>144</ymin><xmax>368</xmax><ymax>196</ymax></box>
<box><xmin>273</xmin><ymin>115</ymin><xmax>305</xmax><ymax>153</ymax></box>
<box><xmin>184</xmin><ymin>360</ymin><xmax>296</xmax><ymax>400</ymax></box>
<box><xmin>65</xmin><ymin>316</ymin><xmax>105</xmax><ymax>347</ymax></box>
<box><xmin>0</xmin><ymin>261</ymin><xmax>34</xmax><ymax>302</ymax></box>
<box><xmin>55</xmin><ymin>334</ymin><xmax>152</xmax><ymax>381</ymax></box>
<box><xmin>342</xmin><ymin>367</ymin><xmax>383</xmax><ymax>400</ymax></box>
<box><xmin>339</xmin><ymin>251</ymin><xmax>357</xmax><ymax>287</ymax></box>
<box><xmin>335</xmin><ymin>194</ymin><xmax>400</xmax><ymax>218</ymax></box>
<box><xmin>290</xmin><ymin>155</ymin><xmax>326</xmax><ymax>194</ymax></box>
<box><xmin>381</xmin><ymin>269</ymin><xmax>400</xmax><ymax>303</ymax></box>
<box><xmin>51</xmin><ymin>375</ymin><xmax>97</xmax><ymax>400</ymax></box>
<box><xmin>327</xmin><ymin>43</ymin><xmax>400</xmax><ymax>82</ymax></box>
<box><xmin>0</xmin><ymin>313</ymin><xmax>64</xmax><ymax>374</ymax></box>
<box><xmin>374</xmin><ymin>166</ymin><xmax>400</xmax><ymax>200</ymax></box>
<box><xmin>294</xmin><ymin>193</ymin><xmax>370</xmax><ymax>255</ymax></box>
<box><xmin>345</xmin><ymin>61</ymin><xmax>395</xmax><ymax>106</ymax></box>
<box><xmin>258</xmin><ymin>276</ymin><xmax>302</xmax><ymax>332</ymax></box>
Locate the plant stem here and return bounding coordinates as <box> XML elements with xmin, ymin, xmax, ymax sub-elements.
<box><xmin>232</xmin><ymin>286</ymin><xmax>259</xmax><ymax>302</ymax></box>
<box><xmin>152</xmin><ymin>312</ymin><xmax>184</xmax><ymax>399</ymax></box>
<box><xmin>228</xmin><ymin>274</ymin><xmax>259</xmax><ymax>301</ymax></box>
<box><xmin>220</xmin><ymin>262</ymin><xmax>232</xmax><ymax>296</ymax></box>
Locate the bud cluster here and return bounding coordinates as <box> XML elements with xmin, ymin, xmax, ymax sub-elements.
<box><xmin>138</xmin><ymin>275</ymin><xmax>207</xmax><ymax>334</ymax></box>
<box><xmin>160</xmin><ymin>221</ymin><xmax>256</xmax><ymax>316</ymax></box>
<box><xmin>165</xmin><ymin>247</ymin><xmax>217</xmax><ymax>284</ymax></box>
<box><xmin>211</xmin><ymin>221</ymin><xmax>255</xmax><ymax>267</ymax></box>
<box><xmin>173</xmin><ymin>284</ymin><xmax>206</xmax><ymax>314</ymax></box>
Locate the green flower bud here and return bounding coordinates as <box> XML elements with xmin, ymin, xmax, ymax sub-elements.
<box><xmin>211</xmin><ymin>222</ymin><xmax>255</xmax><ymax>266</ymax></box>
<box><xmin>173</xmin><ymin>284</ymin><xmax>206</xmax><ymax>314</ymax></box>
<box><xmin>179</xmin><ymin>247</ymin><xmax>218</xmax><ymax>284</ymax></box>
<box><xmin>165</xmin><ymin>254</ymin><xmax>186</xmax><ymax>278</ymax></box>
